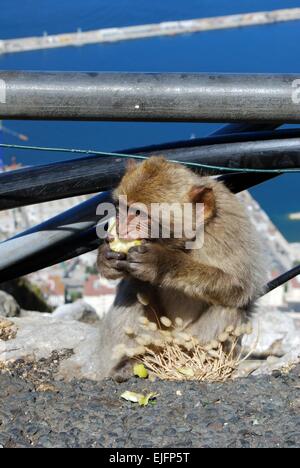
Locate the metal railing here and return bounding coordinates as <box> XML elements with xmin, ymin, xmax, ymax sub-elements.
<box><xmin>0</xmin><ymin>71</ymin><xmax>299</xmax><ymax>295</ymax></box>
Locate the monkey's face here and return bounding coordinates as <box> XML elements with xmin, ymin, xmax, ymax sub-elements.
<box><xmin>112</xmin><ymin>197</ymin><xmax>186</xmax><ymax>249</ymax></box>
<box><xmin>112</xmin><ymin>157</ymin><xmax>216</xmax><ymax>249</ymax></box>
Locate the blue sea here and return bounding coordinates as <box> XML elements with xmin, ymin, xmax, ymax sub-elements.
<box><xmin>0</xmin><ymin>0</ymin><xmax>300</xmax><ymax>241</ymax></box>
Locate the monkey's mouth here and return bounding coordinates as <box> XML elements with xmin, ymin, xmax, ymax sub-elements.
<box><xmin>108</xmin><ymin>219</ymin><xmax>142</xmax><ymax>254</ymax></box>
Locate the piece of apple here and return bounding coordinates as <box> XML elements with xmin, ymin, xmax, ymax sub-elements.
<box><xmin>108</xmin><ymin>220</ymin><xmax>141</xmax><ymax>254</ymax></box>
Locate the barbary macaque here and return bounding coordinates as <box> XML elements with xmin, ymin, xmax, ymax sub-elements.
<box><xmin>96</xmin><ymin>157</ymin><xmax>265</xmax><ymax>380</ymax></box>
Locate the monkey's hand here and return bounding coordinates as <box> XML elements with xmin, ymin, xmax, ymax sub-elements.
<box><xmin>122</xmin><ymin>242</ymin><xmax>166</xmax><ymax>284</ymax></box>
<box><xmin>97</xmin><ymin>242</ymin><xmax>128</xmax><ymax>280</ymax></box>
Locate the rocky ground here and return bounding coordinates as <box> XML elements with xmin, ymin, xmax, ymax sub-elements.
<box><xmin>0</xmin><ymin>358</ymin><xmax>299</xmax><ymax>448</ymax></box>
<box><xmin>0</xmin><ymin>290</ymin><xmax>299</xmax><ymax>448</ymax></box>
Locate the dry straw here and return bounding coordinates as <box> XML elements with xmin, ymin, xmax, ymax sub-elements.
<box><xmin>114</xmin><ymin>316</ymin><xmax>253</xmax><ymax>383</ymax></box>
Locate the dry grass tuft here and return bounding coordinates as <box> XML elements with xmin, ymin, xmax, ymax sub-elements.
<box><xmin>117</xmin><ymin>316</ymin><xmax>253</xmax><ymax>383</ymax></box>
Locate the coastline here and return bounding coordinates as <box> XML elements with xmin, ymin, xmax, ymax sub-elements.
<box><xmin>1</xmin><ymin>7</ymin><xmax>300</xmax><ymax>55</ymax></box>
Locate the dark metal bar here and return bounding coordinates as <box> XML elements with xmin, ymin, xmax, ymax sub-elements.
<box><xmin>205</xmin><ymin>122</ymin><xmax>281</xmax><ymax>202</ymax></box>
<box><xmin>1</xmin><ymin>132</ymin><xmax>300</xmax><ymax>211</ymax></box>
<box><xmin>265</xmin><ymin>265</ymin><xmax>300</xmax><ymax>294</ymax></box>
<box><xmin>1</xmin><ymin>71</ymin><xmax>300</xmax><ymax>122</ymax></box>
<box><xmin>123</xmin><ymin>127</ymin><xmax>295</xmax><ymax>152</ymax></box>
<box><xmin>0</xmin><ymin>225</ymin><xmax>102</xmax><ymax>281</ymax></box>
<box><xmin>0</xmin><ymin>192</ymin><xmax>111</xmax><ymax>281</ymax></box>
<box><xmin>212</xmin><ymin>123</ymin><xmax>280</xmax><ymax>135</ymax></box>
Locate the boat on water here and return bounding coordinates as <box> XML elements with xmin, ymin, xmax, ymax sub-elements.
<box><xmin>289</xmin><ymin>213</ymin><xmax>300</xmax><ymax>221</ymax></box>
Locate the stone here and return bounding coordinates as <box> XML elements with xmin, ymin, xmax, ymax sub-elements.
<box><xmin>233</xmin><ymin>360</ymin><xmax>262</xmax><ymax>378</ymax></box>
<box><xmin>0</xmin><ymin>291</ymin><xmax>20</xmax><ymax>318</ymax></box>
<box><xmin>252</xmin><ymin>349</ymin><xmax>300</xmax><ymax>376</ymax></box>
<box><xmin>0</xmin><ymin>279</ymin><xmax>51</xmax><ymax>312</ymax></box>
<box><xmin>239</xmin><ymin>309</ymin><xmax>300</xmax><ymax>376</ymax></box>
<box><xmin>0</xmin><ymin>306</ymin><xmax>299</xmax><ymax>383</ymax></box>
<box><xmin>0</xmin><ymin>314</ymin><xmax>105</xmax><ymax>381</ymax></box>
<box><xmin>52</xmin><ymin>300</ymin><xmax>99</xmax><ymax>323</ymax></box>
<box><xmin>242</xmin><ymin>309</ymin><xmax>300</xmax><ymax>357</ymax></box>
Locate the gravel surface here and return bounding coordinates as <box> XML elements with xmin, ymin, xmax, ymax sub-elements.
<box><xmin>0</xmin><ymin>357</ymin><xmax>299</xmax><ymax>448</ymax></box>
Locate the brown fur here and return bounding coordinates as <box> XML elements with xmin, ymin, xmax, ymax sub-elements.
<box><xmin>96</xmin><ymin>157</ymin><xmax>266</xmax><ymax>381</ymax></box>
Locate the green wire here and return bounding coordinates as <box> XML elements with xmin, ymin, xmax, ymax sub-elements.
<box><xmin>1</xmin><ymin>142</ymin><xmax>300</xmax><ymax>174</ymax></box>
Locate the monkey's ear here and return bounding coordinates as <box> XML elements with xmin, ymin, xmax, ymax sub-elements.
<box><xmin>189</xmin><ymin>186</ymin><xmax>216</xmax><ymax>220</ymax></box>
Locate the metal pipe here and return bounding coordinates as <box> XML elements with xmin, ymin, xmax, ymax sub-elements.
<box><xmin>0</xmin><ymin>192</ymin><xmax>111</xmax><ymax>280</ymax></box>
<box><xmin>265</xmin><ymin>264</ymin><xmax>300</xmax><ymax>294</ymax></box>
<box><xmin>1</xmin><ymin>72</ymin><xmax>300</xmax><ymax>122</ymax></box>
<box><xmin>211</xmin><ymin>123</ymin><xmax>280</xmax><ymax>135</ymax></box>
<box><xmin>1</xmin><ymin>131</ymin><xmax>299</xmax><ymax>211</ymax></box>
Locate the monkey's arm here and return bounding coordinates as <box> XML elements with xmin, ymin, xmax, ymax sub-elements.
<box><xmin>121</xmin><ymin>243</ymin><xmax>248</xmax><ymax>308</ymax></box>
